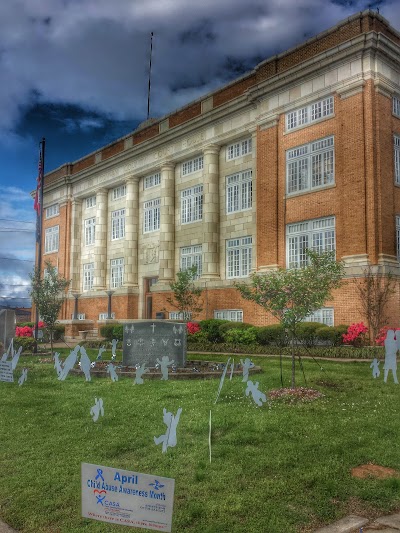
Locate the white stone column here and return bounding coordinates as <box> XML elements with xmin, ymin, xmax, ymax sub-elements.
<box><xmin>158</xmin><ymin>163</ymin><xmax>175</xmax><ymax>284</ymax></box>
<box><xmin>201</xmin><ymin>144</ymin><xmax>220</xmax><ymax>279</ymax></box>
<box><xmin>124</xmin><ymin>177</ymin><xmax>139</xmax><ymax>287</ymax></box>
<box><xmin>69</xmin><ymin>198</ymin><xmax>82</xmax><ymax>291</ymax></box>
<box><xmin>93</xmin><ymin>188</ymin><xmax>108</xmax><ymax>290</ymax></box>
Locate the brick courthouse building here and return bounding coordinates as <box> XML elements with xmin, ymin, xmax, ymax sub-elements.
<box><xmin>37</xmin><ymin>10</ymin><xmax>400</xmax><ymax>336</ymax></box>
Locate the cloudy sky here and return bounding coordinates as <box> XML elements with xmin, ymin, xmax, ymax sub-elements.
<box><xmin>0</xmin><ymin>0</ymin><xmax>397</xmax><ymax>308</ymax></box>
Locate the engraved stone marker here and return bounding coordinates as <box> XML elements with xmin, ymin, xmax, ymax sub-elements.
<box><xmin>123</xmin><ymin>321</ymin><xmax>187</xmax><ymax>367</ymax></box>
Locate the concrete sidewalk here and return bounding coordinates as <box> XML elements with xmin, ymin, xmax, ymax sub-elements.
<box><xmin>0</xmin><ymin>519</ymin><xmax>17</xmax><ymax>532</ymax></box>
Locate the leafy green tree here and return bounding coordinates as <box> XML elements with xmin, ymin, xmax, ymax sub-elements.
<box><xmin>235</xmin><ymin>250</ymin><xmax>344</xmax><ymax>387</ymax></box>
<box><xmin>166</xmin><ymin>265</ymin><xmax>203</xmax><ymax>320</ymax></box>
<box><xmin>30</xmin><ymin>260</ymin><xmax>70</xmax><ymax>355</ymax></box>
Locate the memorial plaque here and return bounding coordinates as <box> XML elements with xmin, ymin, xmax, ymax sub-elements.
<box><xmin>123</xmin><ymin>321</ymin><xmax>186</xmax><ymax>367</ymax></box>
<box><xmin>0</xmin><ymin>361</ymin><xmax>14</xmax><ymax>383</ymax></box>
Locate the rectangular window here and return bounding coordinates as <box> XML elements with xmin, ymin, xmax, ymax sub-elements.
<box><xmin>214</xmin><ymin>309</ymin><xmax>243</xmax><ymax>322</ymax></box>
<box><xmin>71</xmin><ymin>313</ymin><xmax>86</xmax><ymax>320</ymax></box>
<box><xmin>144</xmin><ymin>172</ymin><xmax>161</xmax><ymax>189</ymax></box>
<box><xmin>395</xmin><ymin>135</ymin><xmax>400</xmax><ymax>185</ymax></box>
<box><xmin>111</xmin><ymin>209</ymin><xmax>125</xmax><ymax>240</ymax></box>
<box><xmin>226</xmin><ymin>236</ymin><xmax>252</xmax><ymax>278</ymax></box>
<box><xmin>112</xmin><ymin>185</ymin><xmax>126</xmax><ymax>200</ymax></box>
<box><xmin>180</xmin><ymin>245</ymin><xmax>202</xmax><ymax>279</ymax></box>
<box><xmin>44</xmin><ymin>226</ymin><xmax>59</xmax><ymax>253</ymax></box>
<box><xmin>393</xmin><ymin>96</ymin><xmax>400</xmax><ymax>117</ymax></box>
<box><xmin>287</xmin><ymin>216</ymin><xmax>335</xmax><ymax>268</ymax></box>
<box><xmin>45</xmin><ymin>204</ymin><xmax>59</xmax><ymax>219</ymax></box>
<box><xmin>226</xmin><ymin>138</ymin><xmax>252</xmax><ymax>160</ymax></box>
<box><xmin>144</xmin><ymin>198</ymin><xmax>161</xmax><ymax>233</ymax></box>
<box><xmin>84</xmin><ymin>217</ymin><xmax>95</xmax><ymax>246</ymax></box>
<box><xmin>226</xmin><ymin>170</ymin><xmax>252</xmax><ymax>213</ymax></box>
<box><xmin>110</xmin><ymin>258</ymin><xmax>124</xmax><ymax>288</ymax></box>
<box><xmin>99</xmin><ymin>312</ymin><xmax>115</xmax><ymax>320</ymax></box>
<box><xmin>86</xmin><ymin>196</ymin><xmax>96</xmax><ymax>209</ymax></box>
<box><xmin>169</xmin><ymin>311</ymin><xmax>191</xmax><ymax>320</ymax></box>
<box><xmin>304</xmin><ymin>307</ymin><xmax>334</xmax><ymax>326</ymax></box>
<box><xmin>83</xmin><ymin>263</ymin><xmax>94</xmax><ymax>291</ymax></box>
<box><xmin>181</xmin><ymin>185</ymin><xmax>203</xmax><ymax>224</ymax></box>
<box><xmin>286</xmin><ymin>96</ymin><xmax>334</xmax><ymax>131</ymax></box>
<box><xmin>182</xmin><ymin>156</ymin><xmax>203</xmax><ymax>176</ymax></box>
<box><xmin>286</xmin><ymin>136</ymin><xmax>334</xmax><ymax>194</ymax></box>
<box><xmin>396</xmin><ymin>216</ymin><xmax>400</xmax><ymax>261</ymax></box>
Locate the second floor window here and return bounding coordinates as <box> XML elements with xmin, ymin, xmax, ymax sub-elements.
<box><xmin>182</xmin><ymin>156</ymin><xmax>203</xmax><ymax>176</ymax></box>
<box><xmin>286</xmin><ymin>136</ymin><xmax>334</xmax><ymax>194</ymax></box>
<box><xmin>111</xmin><ymin>258</ymin><xmax>124</xmax><ymax>288</ymax></box>
<box><xmin>144</xmin><ymin>199</ymin><xmax>160</xmax><ymax>233</ymax></box>
<box><xmin>181</xmin><ymin>186</ymin><xmax>203</xmax><ymax>224</ymax></box>
<box><xmin>45</xmin><ymin>204</ymin><xmax>59</xmax><ymax>219</ymax></box>
<box><xmin>112</xmin><ymin>185</ymin><xmax>126</xmax><ymax>200</ymax></box>
<box><xmin>393</xmin><ymin>96</ymin><xmax>400</xmax><ymax>118</ymax></box>
<box><xmin>180</xmin><ymin>245</ymin><xmax>202</xmax><ymax>278</ymax></box>
<box><xmin>396</xmin><ymin>216</ymin><xmax>400</xmax><ymax>261</ymax></box>
<box><xmin>86</xmin><ymin>196</ymin><xmax>96</xmax><ymax>209</ymax></box>
<box><xmin>144</xmin><ymin>172</ymin><xmax>161</xmax><ymax>189</ymax></box>
<box><xmin>226</xmin><ymin>170</ymin><xmax>252</xmax><ymax>213</ymax></box>
<box><xmin>83</xmin><ymin>263</ymin><xmax>94</xmax><ymax>291</ymax></box>
<box><xmin>85</xmin><ymin>217</ymin><xmax>95</xmax><ymax>246</ymax></box>
<box><xmin>112</xmin><ymin>209</ymin><xmax>125</xmax><ymax>240</ymax></box>
<box><xmin>226</xmin><ymin>236</ymin><xmax>252</xmax><ymax>278</ymax></box>
<box><xmin>226</xmin><ymin>138</ymin><xmax>252</xmax><ymax>160</ymax></box>
<box><xmin>286</xmin><ymin>95</ymin><xmax>334</xmax><ymax>131</ymax></box>
<box><xmin>287</xmin><ymin>216</ymin><xmax>335</xmax><ymax>268</ymax></box>
<box><xmin>395</xmin><ymin>135</ymin><xmax>400</xmax><ymax>185</ymax></box>
<box><xmin>45</xmin><ymin>226</ymin><xmax>59</xmax><ymax>253</ymax></box>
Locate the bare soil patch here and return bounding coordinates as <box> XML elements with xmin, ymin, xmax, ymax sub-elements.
<box><xmin>351</xmin><ymin>463</ymin><xmax>400</xmax><ymax>479</ymax></box>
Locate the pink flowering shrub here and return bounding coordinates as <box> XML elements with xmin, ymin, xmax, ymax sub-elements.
<box><xmin>375</xmin><ymin>326</ymin><xmax>400</xmax><ymax>346</ymax></box>
<box><xmin>15</xmin><ymin>321</ymin><xmax>45</xmax><ymax>338</ymax></box>
<box><xmin>342</xmin><ymin>322</ymin><xmax>368</xmax><ymax>346</ymax></box>
<box><xmin>187</xmin><ymin>322</ymin><xmax>201</xmax><ymax>335</ymax></box>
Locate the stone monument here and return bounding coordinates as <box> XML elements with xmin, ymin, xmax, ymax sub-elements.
<box><xmin>123</xmin><ymin>321</ymin><xmax>187</xmax><ymax>367</ymax></box>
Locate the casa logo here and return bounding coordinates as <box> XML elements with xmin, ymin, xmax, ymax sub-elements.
<box><xmin>94</xmin><ymin>489</ymin><xmax>107</xmax><ymax>505</ymax></box>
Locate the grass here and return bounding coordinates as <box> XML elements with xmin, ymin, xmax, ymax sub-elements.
<box><xmin>0</xmin><ymin>350</ymin><xmax>399</xmax><ymax>532</ymax></box>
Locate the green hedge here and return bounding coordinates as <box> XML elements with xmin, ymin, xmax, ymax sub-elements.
<box><xmin>256</xmin><ymin>325</ymin><xmax>288</xmax><ymax>347</ymax></box>
<box><xmin>316</xmin><ymin>325</ymin><xmax>349</xmax><ymax>347</ymax></box>
<box><xmin>13</xmin><ymin>337</ymin><xmax>36</xmax><ymax>353</ymax></box>
<box><xmin>198</xmin><ymin>319</ymin><xmax>229</xmax><ymax>343</ymax></box>
<box><xmin>223</xmin><ymin>327</ymin><xmax>258</xmax><ymax>345</ymax></box>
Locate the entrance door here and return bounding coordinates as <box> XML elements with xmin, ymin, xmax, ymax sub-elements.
<box><xmin>144</xmin><ymin>277</ymin><xmax>158</xmax><ymax>319</ymax></box>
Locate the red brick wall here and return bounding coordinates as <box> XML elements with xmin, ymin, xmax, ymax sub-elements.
<box><xmin>169</xmin><ymin>102</ymin><xmax>201</xmax><ymax>128</ymax></box>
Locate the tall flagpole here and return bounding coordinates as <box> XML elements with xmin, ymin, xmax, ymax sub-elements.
<box><xmin>147</xmin><ymin>32</ymin><xmax>154</xmax><ymax>120</ymax></box>
<box><xmin>34</xmin><ymin>138</ymin><xmax>45</xmax><ymax>352</ymax></box>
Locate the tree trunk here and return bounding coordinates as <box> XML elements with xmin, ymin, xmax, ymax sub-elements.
<box><xmin>50</xmin><ymin>330</ymin><xmax>54</xmax><ymax>357</ymax></box>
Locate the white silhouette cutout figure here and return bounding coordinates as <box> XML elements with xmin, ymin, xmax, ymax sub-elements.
<box><xmin>79</xmin><ymin>346</ymin><xmax>92</xmax><ymax>381</ymax></box>
<box><xmin>18</xmin><ymin>368</ymin><xmax>28</xmax><ymax>386</ymax></box>
<box><xmin>111</xmin><ymin>339</ymin><xmax>118</xmax><ymax>358</ymax></box>
<box><xmin>96</xmin><ymin>346</ymin><xmax>106</xmax><ymax>361</ymax></box>
<box><xmin>134</xmin><ymin>363</ymin><xmax>148</xmax><ymax>385</ymax></box>
<box><xmin>370</xmin><ymin>358</ymin><xmax>380</xmax><ymax>379</ymax></box>
<box><xmin>58</xmin><ymin>346</ymin><xmax>79</xmax><ymax>381</ymax></box>
<box><xmin>154</xmin><ymin>407</ymin><xmax>182</xmax><ymax>453</ymax></box>
<box><xmin>90</xmin><ymin>398</ymin><xmax>104</xmax><ymax>422</ymax></box>
<box><xmin>107</xmin><ymin>363</ymin><xmax>119</xmax><ymax>382</ymax></box>
<box><xmin>384</xmin><ymin>330</ymin><xmax>399</xmax><ymax>384</ymax></box>
<box><xmin>11</xmin><ymin>346</ymin><xmax>22</xmax><ymax>371</ymax></box>
<box><xmin>245</xmin><ymin>380</ymin><xmax>267</xmax><ymax>406</ymax></box>
<box><xmin>54</xmin><ymin>352</ymin><xmax>62</xmax><ymax>377</ymax></box>
<box><xmin>156</xmin><ymin>356</ymin><xmax>174</xmax><ymax>380</ymax></box>
<box><xmin>240</xmin><ymin>358</ymin><xmax>255</xmax><ymax>382</ymax></box>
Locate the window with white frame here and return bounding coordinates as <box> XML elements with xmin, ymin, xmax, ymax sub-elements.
<box><xmin>71</xmin><ymin>313</ymin><xmax>86</xmax><ymax>320</ymax></box>
<box><xmin>393</xmin><ymin>96</ymin><xmax>400</xmax><ymax>117</ymax></box>
<box><xmin>169</xmin><ymin>311</ymin><xmax>191</xmax><ymax>320</ymax></box>
<box><xmin>112</xmin><ymin>185</ymin><xmax>126</xmax><ymax>200</ymax></box>
<box><xmin>214</xmin><ymin>309</ymin><xmax>243</xmax><ymax>322</ymax></box>
<box><xmin>226</xmin><ymin>138</ymin><xmax>252</xmax><ymax>160</ymax></box>
<box><xmin>226</xmin><ymin>236</ymin><xmax>252</xmax><ymax>278</ymax></box>
<box><xmin>287</xmin><ymin>216</ymin><xmax>335</xmax><ymax>268</ymax></box>
<box><xmin>144</xmin><ymin>198</ymin><xmax>160</xmax><ymax>233</ymax></box>
<box><xmin>86</xmin><ymin>196</ymin><xmax>96</xmax><ymax>209</ymax></box>
<box><xmin>84</xmin><ymin>217</ymin><xmax>95</xmax><ymax>246</ymax></box>
<box><xmin>286</xmin><ymin>95</ymin><xmax>334</xmax><ymax>131</ymax></box>
<box><xmin>182</xmin><ymin>155</ymin><xmax>203</xmax><ymax>176</ymax></box>
<box><xmin>99</xmin><ymin>312</ymin><xmax>115</xmax><ymax>320</ymax></box>
<box><xmin>396</xmin><ymin>216</ymin><xmax>400</xmax><ymax>261</ymax></box>
<box><xmin>181</xmin><ymin>185</ymin><xmax>203</xmax><ymax>224</ymax></box>
<box><xmin>304</xmin><ymin>308</ymin><xmax>334</xmax><ymax>326</ymax></box>
<box><xmin>395</xmin><ymin>135</ymin><xmax>400</xmax><ymax>185</ymax></box>
<box><xmin>111</xmin><ymin>258</ymin><xmax>124</xmax><ymax>288</ymax></box>
<box><xmin>144</xmin><ymin>172</ymin><xmax>161</xmax><ymax>189</ymax></box>
<box><xmin>45</xmin><ymin>204</ymin><xmax>59</xmax><ymax>219</ymax></box>
<box><xmin>180</xmin><ymin>245</ymin><xmax>202</xmax><ymax>278</ymax></box>
<box><xmin>226</xmin><ymin>170</ymin><xmax>252</xmax><ymax>213</ymax></box>
<box><xmin>286</xmin><ymin>136</ymin><xmax>334</xmax><ymax>194</ymax></box>
<box><xmin>111</xmin><ymin>209</ymin><xmax>125</xmax><ymax>240</ymax></box>
<box><xmin>44</xmin><ymin>226</ymin><xmax>59</xmax><ymax>253</ymax></box>
<box><xmin>83</xmin><ymin>263</ymin><xmax>94</xmax><ymax>291</ymax></box>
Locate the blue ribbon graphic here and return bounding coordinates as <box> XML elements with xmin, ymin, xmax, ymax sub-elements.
<box><xmin>95</xmin><ymin>468</ymin><xmax>104</xmax><ymax>481</ymax></box>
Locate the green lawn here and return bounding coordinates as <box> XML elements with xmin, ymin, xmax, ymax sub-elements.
<box><xmin>0</xmin><ymin>351</ymin><xmax>399</xmax><ymax>532</ymax></box>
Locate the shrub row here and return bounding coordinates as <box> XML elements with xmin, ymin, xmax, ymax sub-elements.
<box><xmin>191</xmin><ymin>319</ymin><xmax>349</xmax><ymax>348</ymax></box>
<box><xmin>99</xmin><ymin>324</ymin><xmax>123</xmax><ymax>341</ymax></box>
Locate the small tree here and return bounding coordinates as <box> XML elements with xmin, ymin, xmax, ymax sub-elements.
<box><xmin>30</xmin><ymin>260</ymin><xmax>70</xmax><ymax>355</ymax></box>
<box><xmin>235</xmin><ymin>250</ymin><xmax>344</xmax><ymax>387</ymax></box>
<box><xmin>166</xmin><ymin>265</ymin><xmax>203</xmax><ymax>320</ymax></box>
<box><xmin>354</xmin><ymin>265</ymin><xmax>396</xmax><ymax>344</ymax></box>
